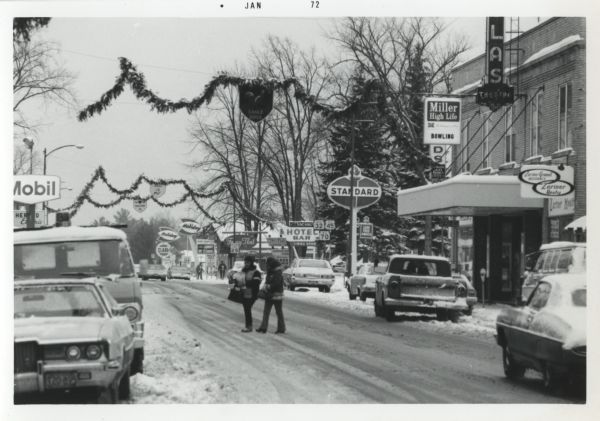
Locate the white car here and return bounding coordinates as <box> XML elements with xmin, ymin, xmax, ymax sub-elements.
<box><xmin>283</xmin><ymin>259</ymin><xmax>335</xmax><ymax>293</ymax></box>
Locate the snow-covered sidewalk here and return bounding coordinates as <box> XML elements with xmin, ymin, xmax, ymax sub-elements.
<box><xmin>286</xmin><ymin>275</ymin><xmax>508</xmax><ymax>340</ymax></box>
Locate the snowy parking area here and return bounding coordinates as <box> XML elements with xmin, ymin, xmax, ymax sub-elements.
<box><xmin>286</xmin><ymin>274</ymin><xmax>507</xmax><ymax>340</ymax></box>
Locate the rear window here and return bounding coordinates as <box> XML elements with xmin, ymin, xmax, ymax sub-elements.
<box><xmin>298</xmin><ymin>260</ymin><xmax>330</xmax><ymax>269</ymax></box>
<box><xmin>388</xmin><ymin>258</ymin><xmax>451</xmax><ymax>277</ymax></box>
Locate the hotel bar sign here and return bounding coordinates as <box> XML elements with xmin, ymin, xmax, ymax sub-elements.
<box><xmin>423</xmin><ymin>97</ymin><xmax>461</xmax><ymax>145</ymax></box>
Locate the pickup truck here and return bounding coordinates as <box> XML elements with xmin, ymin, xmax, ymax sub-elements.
<box><xmin>374</xmin><ymin>254</ymin><xmax>469</xmax><ymax>322</ymax></box>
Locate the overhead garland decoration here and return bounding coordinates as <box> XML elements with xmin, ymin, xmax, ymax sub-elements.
<box><xmin>77</xmin><ymin>57</ymin><xmax>385</xmax><ymax>122</ymax></box>
<box><xmin>226</xmin><ymin>182</ymin><xmax>272</xmax><ymax>224</ymax></box>
<box><xmin>48</xmin><ymin>166</ymin><xmax>226</xmax><ymax>222</ymax></box>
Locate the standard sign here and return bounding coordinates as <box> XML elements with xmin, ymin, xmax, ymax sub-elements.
<box><xmin>519</xmin><ymin>165</ymin><xmax>574</xmax><ymax>198</ymax></box>
<box><xmin>155</xmin><ymin>242</ymin><xmax>171</xmax><ymax>258</ymax></box>
<box><xmin>14</xmin><ymin>175</ymin><xmax>61</xmax><ymax>204</ymax></box>
<box><xmin>423</xmin><ymin>98</ymin><xmax>461</xmax><ymax>145</ymax></box>
<box><xmin>327</xmin><ymin>166</ymin><xmax>382</xmax><ymax>210</ymax></box>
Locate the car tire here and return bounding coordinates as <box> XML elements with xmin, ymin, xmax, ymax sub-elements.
<box><xmin>374</xmin><ymin>298</ymin><xmax>383</xmax><ymax>317</ymax></box>
<box><xmin>97</xmin><ymin>379</ymin><xmax>119</xmax><ymax>404</ymax></box>
<box><xmin>449</xmin><ymin>311</ymin><xmax>461</xmax><ymax>323</ymax></box>
<box><xmin>464</xmin><ymin>306</ymin><xmax>473</xmax><ymax>316</ymax></box>
<box><xmin>382</xmin><ymin>299</ymin><xmax>395</xmax><ymax>321</ymax></box>
<box><xmin>131</xmin><ymin>349</ymin><xmax>144</xmax><ymax>375</ymax></box>
<box><xmin>118</xmin><ymin>366</ymin><xmax>131</xmax><ymax>400</ymax></box>
<box><xmin>323</xmin><ymin>286</ymin><xmax>331</xmax><ymax>293</ymax></box>
<box><xmin>359</xmin><ymin>292</ymin><xmax>367</xmax><ymax>302</ymax></box>
<box><xmin>542</xmin><ymin>362</ymin><xmax>559</xmax><ymax>392</ymax></box>
<box><xmin>502</xmin><ymin>346</ymin><xmax>526</xmax><ymax>380</ymax></box>
<box><xmin>435</xmin><ymin>309</ymin><xmax>449</xmax><ymax>322</ymax></box>
<box><xmin>289</xmin><ymin>285</ymin><xmax>295</xmax><ymax>291</ymax></box>
<box><xmin>348</xmin><ymin>288</ymin><xmax>357</xmax><ymax>300</ymax></box>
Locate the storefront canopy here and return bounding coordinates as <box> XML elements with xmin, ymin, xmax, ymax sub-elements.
<box><xmin>397</xmin><ymin>174</ymin><xmax>544</xmax><ymax>217</ymax></box>
<box><xmin>565</xmin><ymin>215</ymin><xmax>586</xmax><ymax>231</ymax></box>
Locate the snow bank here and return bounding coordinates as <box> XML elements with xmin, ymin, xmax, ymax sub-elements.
<box><xmin>287</xmin><ymin>284</ymin><xmax>507</xmax><ymax>339</ymax></box>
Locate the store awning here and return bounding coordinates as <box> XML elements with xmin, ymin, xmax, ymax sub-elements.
<box><xmin>397</xmin><ymin>174</ymin><xmax>544</xmax><ymax>216</ymax></box>
<box><xmin>565</xmin><ymin>216</ymin><xmax>586</xmax><ymax>231</ymax></box>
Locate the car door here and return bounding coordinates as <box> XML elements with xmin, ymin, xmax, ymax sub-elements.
<box><xmin>516</xmin><ymin>281</ymin><xmax>553</xmax><ymax>357</ymax></box>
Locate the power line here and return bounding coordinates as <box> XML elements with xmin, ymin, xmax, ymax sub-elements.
<box><xmin>61</xmin><ymin>49</ymin><xmax>216</xmax><ymax>76</ymax></box>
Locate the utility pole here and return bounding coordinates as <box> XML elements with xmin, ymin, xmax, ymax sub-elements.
<box><xmin>347</xmin><ymin>124</ymin><xmax>357</xmax><ymax>277</ymax></box>
<box><xmin>23</xmin><ymin>138</ymin><xmax>36</xmax><ymax>229</ymax></box>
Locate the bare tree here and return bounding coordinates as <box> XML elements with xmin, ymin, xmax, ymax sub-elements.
<box><xmin>252</xmin><ymin>35</ymin><xmax>332</xmax><ymax>223</ymax></box>
<box><xmin>13</xmin><ymin>38</ymin><xmax>76</xmax><ymax>139</ymax></box>
<box><xmin>329</xmin><ymin>17</ymin><xmax>468</xmax><ymax>184</ymax></box>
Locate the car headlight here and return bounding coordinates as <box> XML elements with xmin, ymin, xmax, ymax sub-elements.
<box><xmin>85</xmin><ymin>344</ymin><xmax>103</xmax><ymax>360</ymax></box>
<box><xmin>66</xmin><ymin>345</ymin><xmax>81</xmax><ymax>360</ymax></box>
<box><xmin>124</xmin><ymin>305</ymin><xmax>139</xmax><ymax>322</ymax></box>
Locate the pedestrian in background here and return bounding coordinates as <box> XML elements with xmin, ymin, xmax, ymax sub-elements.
<box><xmin>218</xmin><ymin>261</ymin><xmax>227</xmax><ymax>279</ymax></box>
<box><xmin>236</xmin><ymin>255</ymin><xmax>262</xmax><ymax>332</ymax></box>
<box><xmin>196</xmin><ymin>262</ymin><xmax>203</xmax><ymax>280</ymax></box>
<box><xmin>256</xmin><ymin>257</ymin><xmax>286</xmax><ymax>334</ymax></box>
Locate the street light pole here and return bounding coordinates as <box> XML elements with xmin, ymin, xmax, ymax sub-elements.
<box><xmin>42</xmin><ymin>144</ymin><xmax>84</xmax><ymax>217</ymax></box>
<box><xmin>22</xmin><ymin>138</ymin><xmax>36</xmax><ymax>229</ymax></box>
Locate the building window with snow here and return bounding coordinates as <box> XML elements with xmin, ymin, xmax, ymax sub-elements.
<box><xmin>559</xmin><ymin>83</ymin><xmax>573</xmax><ymax>149</ymax></box>
<box><xmin>530</xmin><ymin>90</ymin><xmax>544</xmax><ymax>156</ymax></box>
<box><xmin>482</xmin><ymin>112</ymin><xmax>490</xmax><ymax>168</ymax></box>
<box><xmin>504</xmin><ymin>105</ymin><xmax>515</xmax><ymax>162</ymax></box>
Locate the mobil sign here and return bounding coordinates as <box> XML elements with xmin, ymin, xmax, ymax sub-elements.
<box><xmin>14</xmin><ymin>175</ymin><xmax>61</xmax><ymax>204</ymax></box>
<box><xmin>326</xmin><ymin>166</ymin><xmax>381</xmax><ymax>210</ymax></box>
<box><xmin>179</xmin><ymin>218</ymin><xmax>202</xmax><ymax>235</ymax></box>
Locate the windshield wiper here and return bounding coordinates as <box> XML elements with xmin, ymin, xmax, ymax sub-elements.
<box><xmin>59</xmin><ymin>271</ymin><xmax>98</xmax><ymax>277</ymax></box>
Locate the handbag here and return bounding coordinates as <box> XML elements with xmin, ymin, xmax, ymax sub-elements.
<box><xmin>227</xmin><ymin>287</ymin><xmax>243</xmax><ymax>303</ymax></box>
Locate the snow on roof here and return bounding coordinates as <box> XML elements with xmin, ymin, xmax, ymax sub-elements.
<box><xmin>14</xmin><ymin>226</ymin><xmax>127</xmax><ymax>244</ymax></box>
<box><xmin>398</xmin><ymin>174</ymin><xmax>520</xmax><ymax>196</ymax></box>
<box><xmin>451</xmin><ymin>80</ymin><xmax>481</xmax><ymax>95</ymax></box>
<box><xmin>540</xmin><ymin>241</ymin><xmax>585</xmax><ymax>250</ymax></box>
<box><xmin>522</xmin><ymin>35</ymin><xmax>584</xmax><ymax>66</ymax></box>
<box><xmin>565</xmin><ymin>216</ymin><xmax>586</xmax><ymax>231</ymax></box>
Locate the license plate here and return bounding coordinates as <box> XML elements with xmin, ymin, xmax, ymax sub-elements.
<box><xmin>44</xmin><ymin>372</ymin><xmax>77</xmax><ymax>389</ymax></box>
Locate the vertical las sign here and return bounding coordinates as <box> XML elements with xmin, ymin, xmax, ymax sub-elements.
<box><xmin>487</xmin><ymin>17</ymin><xmax>505</xmax><ymax>85</ymax></box>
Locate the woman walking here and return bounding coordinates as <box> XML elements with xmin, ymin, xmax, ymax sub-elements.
<box><xmin>256</xmin><ymin>257</ymin><xmax>286</xmax><ymax>334</ymax></box>
<box><xmin>235</xmin><ymin>255</ymin><xmax>262</xmax><ymax>332</ymax></box>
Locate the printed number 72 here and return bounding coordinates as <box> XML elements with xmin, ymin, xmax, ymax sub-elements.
<box><xmin>311</xmin><ymin>1</ymin><xmax>319</xmax><ymax>7</ymax></box>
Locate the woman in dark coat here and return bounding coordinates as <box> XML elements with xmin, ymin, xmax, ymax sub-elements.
<box><xmin>236</xmin><ymin>255</ymin><xmax>262</xmax><ymax>332</ymax></box>
<box><xmin>256</xmin><ymin>257</ymin><xmax>286</xmax><ymax>334</ymax></box>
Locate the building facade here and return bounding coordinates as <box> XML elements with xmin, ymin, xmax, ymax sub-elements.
<box><xmin>397</xmin><ymin>17</ymin><xmax>586</xmax><ymax>303</ymax></box>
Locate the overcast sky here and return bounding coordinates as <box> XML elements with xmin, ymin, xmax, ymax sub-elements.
<box><xmin>15</xmin><ymin>16</ymin><xmax>548</xmax><ymax>226</ymax></box>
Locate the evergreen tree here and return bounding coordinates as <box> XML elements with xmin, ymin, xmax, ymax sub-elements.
<box><xmin>317</xmin><ymin>76</ymin><xmax>408</xmax><ymax>261</ymax></box>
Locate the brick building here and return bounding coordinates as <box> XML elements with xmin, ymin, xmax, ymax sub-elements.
<box><xmin>396</xmin><ymin>17</ymin><xmax>586</xmax><ymax>302</ymax></box>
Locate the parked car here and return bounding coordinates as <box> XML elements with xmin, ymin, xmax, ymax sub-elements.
<box><xmin>348</xmin><ymin>263</ymin><xmax>386</xmax><ymax>301</ymax></box>
<box><xmin>14</xmin><ymin>278</ymin><xmax>135</xmax><ymax>403</ymax></box>
<box><xmin>331</xmin><ymin>261</ymin><xmax>346</xmax><ymax>273</ymax></box>
<box><xmin>374</xmin><ymin>254</ymin><xmax>469</xmax><ymax>322</ymax></box>
<box><xmin>283</xmin><ymin>259</ymin><xmax>336</xmax><ymax>292</ymax></box>
<box><xmin>496</xmin><ymin>273</ymin><xmax>586</xmax><ymax>391</ymax></box>
<box><xmin>521</xmin><ymin>242</ymin><xmax>586</xmax><ymax>302</ymax></box>
<box><xmin>14</xmin><ymin>225</ymin><xmax>145</xmax><ymax>374</ymax></box>
<box><xmin>167</xmin><ymin>265</ymin><xmax>193</xmax><ymax>280</ymax></box>
<box><xmin>452</xmin><ymin>273</ymin><xmax>478</xmax><ymax>315</ymax></box>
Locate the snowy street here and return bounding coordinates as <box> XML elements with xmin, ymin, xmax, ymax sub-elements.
<box><xmin>127</xmin><ymin>278</ymin><xmax>580</xmax><ymax>404</ymax></box>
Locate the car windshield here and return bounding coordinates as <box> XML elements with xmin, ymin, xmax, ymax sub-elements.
<box><xmin>298</xmin><ymin>260</ymin><xmax>330</xmax><ymax>269</ymax></box>
<box><xmin>14</xmin><ymin>240</ymin><xmax>135</xmax><ymax>279</ymax></box>
<box><xmin>14</xmin><ymin>284</ymin><xmax>107</xmax><ymax>318</ymax></box>
<box><xmin>388</xmin><ymin>258</ymin><xmax>451</xmax><ymax>277</ymax></box>
<box><xmin>572</xmin><ymin>289</ymin><xmax>586</xmax><ymax>307</ymax></box>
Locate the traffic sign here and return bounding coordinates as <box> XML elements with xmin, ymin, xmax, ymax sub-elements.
<box><xmin>289</xmin><ymin>220</ymin><xmax>313</xmax><ymax>228</ymax></box>
<box><xmin>318</xmin><ymin>230</ymin><xmax>330</xmax><ymax>241</ymax></box>
<box><xmin>358</xmin><ymin>223</ymin><xmax>374</xmax><ymax>238</ymax></box>
<box><xmin>325</xmin><ymin>220</ymin><xmax>335</xmax><ymax>230</ymax></box>
<box><xmin>150</xmin><ymin>184</ymin><xmax>166</xmax><ymax>198</ymax></box>
<box><xmin>326</xmin><ymin>166</ymin><xmax>382</xmax><ymax>210</ymax></box>
<box><xmin>155</xmin><ymin>242</ymin><xmax>171</xmax><ymax>258</ymax></box>
<box><xmin>133</xmin><ymin>199</ymin><xmax>146</xmax><ymax>213</ymax></box>
<box><xmin>313</xmin><ymin>220</ymin><xmax>324</xmax><ymax>230</ymax></box>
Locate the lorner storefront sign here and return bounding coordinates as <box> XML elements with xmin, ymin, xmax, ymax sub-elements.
<box><xmin>519</xmin><ymin>165</ymin><xmax>574</xmax><ymax>198</ymax></box>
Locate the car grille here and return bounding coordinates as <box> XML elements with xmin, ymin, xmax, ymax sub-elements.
<box><xmin>15</xmin><ymin>342</ymin><xmax>38</xmax><ymax>374</ymax></box>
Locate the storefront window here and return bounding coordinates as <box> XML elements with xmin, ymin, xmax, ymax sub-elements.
<box><xmin>559</xmin><ymin>83</ymin><xmax>573</xmax><ymax>149</ymax></box>
<box><xmin>530</xmin><ymin>90</ymin><xmax>544</xmax><ymax>156</ymax></box>
<box><xmin>457</xmin><ymin>218</ymin><xmax>473</xmax><ymax>281</ymax></box>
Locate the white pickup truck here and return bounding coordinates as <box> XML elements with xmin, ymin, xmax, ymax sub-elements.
<box><xmin>374</xmin><ymin>254</ymin><xmax>469</xmax><ymax>322</ymax></box>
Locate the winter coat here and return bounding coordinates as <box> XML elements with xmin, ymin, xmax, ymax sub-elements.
<box><xmin>238</xmin><ymin>265</ymin><xmax>262</xmax><ymax>300</ymax></box>
<box><xmin>264</xmin><ymin>265</ymin><xmax>284</xmax><ymax>301</ymax></box>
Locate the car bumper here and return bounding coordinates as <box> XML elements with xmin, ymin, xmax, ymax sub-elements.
<box><xmin>290</xmin><ymin>277</ymin><xmax>335</xmax><ymax>287</ymax></box>
<box><xmin>384</xmin><ymin>296</ymin><xmax>469</xmax><ymax>312</ymax></box>
<box><xmin>14</xmin><ymin>359</ymin><xmax>122</xmax><ymax>394</ymax></box>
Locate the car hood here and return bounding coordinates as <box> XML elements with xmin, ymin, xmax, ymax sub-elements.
<box><xmin>14</xmin><ymin>317</ymin><xmax>108</xmax><ymax>344</ymax></box>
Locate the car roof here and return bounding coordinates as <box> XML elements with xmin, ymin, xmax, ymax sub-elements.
<box><xmin>14</xmin><ymin>226</ymin><xmax>127</xmax><ymax>244</ymax></box>
<box><xmin>539</xmin><ymin>241</ymin><xmax>586</xmax><ymax>250</ymax></box>
<box><xmin>388</xmin><ymin>254</ymin><xmax>449</xmax><ymax>262</ymax></box>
